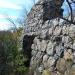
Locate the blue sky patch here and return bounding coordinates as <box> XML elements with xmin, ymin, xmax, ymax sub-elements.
<box><xmin>0</xmin><ymin>0</ymin><xmax>75</xmax><ymax>30</ymax></box>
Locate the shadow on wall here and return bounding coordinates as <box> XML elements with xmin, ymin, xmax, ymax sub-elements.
<box><xmin>43</xmin><ymin>0</ymin><xmax>64</xmax><ymax>21</ymax></box>
<box><xmin>23</xmin><ymin>35</ymin><xmax>35</xmax><ymax>67</ymax></box>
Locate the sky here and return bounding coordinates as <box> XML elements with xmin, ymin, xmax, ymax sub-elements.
<box><xmin>0</xmin><ymin>0</ymin><xmax>75</xmax><ymax>30</ymax></box>
<box><xmin>62</xmin><ymin>0</ymin><xmax>75</xmax><ymax>17</ymax></box>
<box><xmin>0</xmin><ymin>0</ymin><xmax>38</xmax><ymax>30</ymax></box>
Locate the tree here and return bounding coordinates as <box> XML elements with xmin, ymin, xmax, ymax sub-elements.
<box><xmin>0</xmin><ymin>30</ymin><xmax>28</xmax><ymax>75</ymax></box>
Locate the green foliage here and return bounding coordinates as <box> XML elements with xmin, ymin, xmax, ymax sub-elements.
<box><xmin>0</xmin><ymin>30</ymin><xmax>28</xmax><ymax>75</ymax></box>
<box><xmin>14</xmin><ymin>52</ymin><xmax>28</xmax><ymax>72</ymax></box>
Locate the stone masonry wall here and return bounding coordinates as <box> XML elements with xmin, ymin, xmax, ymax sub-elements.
<box><xmin>23</xmin><ymin>0</ymin><xmax>75</xmax><ymax>75</ymax></box>
<box><xmin>30</xmin><ymin>22</ymin><xmax>75</xmax><ymax>75</ymax></box>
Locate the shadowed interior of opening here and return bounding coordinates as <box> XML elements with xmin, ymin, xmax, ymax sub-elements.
<box><xmin>23</xmin><ymin>35</ymin><xmax>35</xmax><ymax>67</ymax></box>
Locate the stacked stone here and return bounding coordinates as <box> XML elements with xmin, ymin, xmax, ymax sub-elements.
<box><xmin>23</xmin><ymin>0</ymin><xmax>75</xmax><ymax>75</ymax></box>
<box><xmin>25</xmin><ymin>0</ymin><xmax>43</xmax><ymax>34</ymax></box>
<box><xmin>25</xmin><ymin>0</ymin><xmax>64</xmax><ymax>35</ymax></box>
<box><xmin>29</xmin><ymin>20</ymin><xmax>75</xmax><ymax>75</ymax></box>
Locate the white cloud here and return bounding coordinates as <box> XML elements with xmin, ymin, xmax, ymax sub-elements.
<box><xmin>0</xmin><ymin>1</ymin><xmax>22</xmax><ymax>10</ymax></box>
<box><xmin>0</xmin><ymin>14</ymin><xmax>17</xmax><ymax>19</ymax></box>
<box><xmin>0</xmin><ymin>22</ymin><xmax>10</xmax><ymax>30</ymax></box>
<box><xmin>0</xmin><ymin>21</ymin><xmax>17</xmax><ymax>30</ymax></box>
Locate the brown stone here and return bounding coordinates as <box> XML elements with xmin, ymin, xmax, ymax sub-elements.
<box><xmin>56</xmin><ymin>58</ymin><xmax>67</xmax><ymax>73</ymax></box>
<box><xmin>64</xmin><ymin>49</ymin><xmax>73</xmax><ymax>61</ymax></box>
<box><xmin>42</xmin><ymin>70</ymin><xmax>52</xmax><ymax>75</ymax></box>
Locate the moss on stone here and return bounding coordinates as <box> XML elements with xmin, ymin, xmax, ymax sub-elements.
<box><xmin>42</xmin><ymin>70</ymin><xmax>52</xmax><ymax>75</ymax></box>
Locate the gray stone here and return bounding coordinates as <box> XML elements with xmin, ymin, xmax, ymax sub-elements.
<box><xmin>43</xmin><ymin>55</ymin><xmax>49</xmax><ymax>68</ymax></box>
<box><xmin>34</xmin><ymin>69</ymin><xmax>41</xmax><ymax>75</ymax></box>
<box><xmin>43</xmin><ymin>55</ymin><xmax>49</xmax><ymax>63</ymax></box>
<box><xmin>65</xmin><ymin>43</ymin><xmax>73</xmax><ymax>49</ymax></box>
<box><xmin>69</xmin><ymin>25</ymin><xmax>75</xmax><ymax>38</ymax></box>
<box><xmin>52</xmin><ymin>18</ymin><xmax>59</xmax><ymax>26</ymax></box>
<box><xmin>59</xmin><ymin>19</ymin><xmax>64</xmax><ymax>26</ymax></box>
<box><xmin>48</xmin><ymin>28</ymin><xmax>53</xmax><ymax>35</ymax></box>
<box><xmin>47</xmin><ymin>57</ymin><xmax>55</xmax><ymax>67</ymax></box>
<box><xmin>31</xmin><ymin>44</ymin><xmax>38</xmax><ymax>51</ymax></box>
<box><xmin>55</xmin><ymin>45</ymin><xmax>64</xmax><ymax>57</ymax></box>
<box><xmin>33</xmin><ymin>37</ymin><xmax>39</xmax><ymax>44</ymax></box>
<box><xmin>62</xmin><ymin>26</ymin><xmax>69</xmax><ymax>35</ymax></box>
<box><xmin>54</xmin><ymin>54</ymin><xmax>59</xmax><ymax>60</ymax></box>
<box><xmin>73</xmin><ymin>51</ymin><xmax>75</xmax><ymax>63</ymax></box>
<box><xmin>53</xmin><ymin>26</ymin><xmax>62</xmax><ymax>36</ymax></box>
<box><xmin>30</xmin><ymin>57</ymin><xmax>35</xmax><ymax>66</ymax></box>
<box><xmin>36</xmin><ymin>52</ymin><xmax>42</xmax><ymax>60</ymax></box>
<box><xmin>73</xmin><ymin>42</ymin><xmax>75</xmax><ymax>50</ymax></box>
<box><xmin>40</xmin><ymin>29</ymin><xmax>48</xmax><ymax>39</ymax></box>
<box><xmin>41</xmin><ymin>40</ymin><xmax>47</xmax><ymax>52</ymax></box>
<box><xmin>62</xmin><ymin>36</ymin><xmax>69</xmax><ymax>43</ymax></box>
<box><xmin>38</xmin><ymin>65</ymin><xmax>44</xmax><ymax>73</ymax></box>
<box><xmin>46</xmin><ymin>41</ymin><xmax>54</xmax><ymax>55</ymax></box>
<box><xmin>32</xmin><ymin>50</ymin><xmax>38</xmax><ymax>56</ymax></box>
<box><xmin>37</xmin><ymin>43</ymin><xmax>41</xmax><ymax>51</ymax></box>
<box><xmin>31</xmin><ymin>44</ymin><xmax>35</xmax><ymax>50</ymax></box>
<box><xmin>33</xmin><ymin>38</ymin><xmax>41</xmax><ymax>51</ymax></box>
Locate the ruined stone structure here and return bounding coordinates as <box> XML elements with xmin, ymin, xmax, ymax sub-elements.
<box><xmin>22</xmin><ymin>0</ymin><xmax>75</xmax><ymax>75</ymax></box>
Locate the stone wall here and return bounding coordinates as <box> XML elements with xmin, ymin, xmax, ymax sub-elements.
<box><xmin>30</xmin><ymin>23</ymin><xmax>75</xmax><ymax>75</ymax></box>
<box><xmin>23</xmin><ymin>0</ymin><xmax>75</xmax><ymax>75</ymax></box>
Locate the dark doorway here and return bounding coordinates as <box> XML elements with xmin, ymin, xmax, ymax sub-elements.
<box><xmin>23</xmin><ymin>35</ymin><xmax>35</xmax><ymax>67</ymax></box>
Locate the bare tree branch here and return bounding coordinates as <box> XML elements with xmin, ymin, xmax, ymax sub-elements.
<box><xmin>4</xmin><ymin>14</ymin><xmax>17</xmax><ymax>31</ymax></box>
<box><xmin>17</xmin><ymin>7</ymin><xmax>28</xmax><ymax>27</ymax></box>
<box><xmin>60</xmin><ymin>17</ymin><xmax>75</xmax><ymax>25</ymax></box>
<box><xmin>66</xmin><ymin>0</ymin><xmax>73</xmax><ymax>21</ymax></box>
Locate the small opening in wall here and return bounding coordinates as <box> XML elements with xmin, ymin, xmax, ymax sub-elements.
<box><xmin>23</xmin><ymin>35</ymin><xmax>35</xmax><ymax>67</ymax></box>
